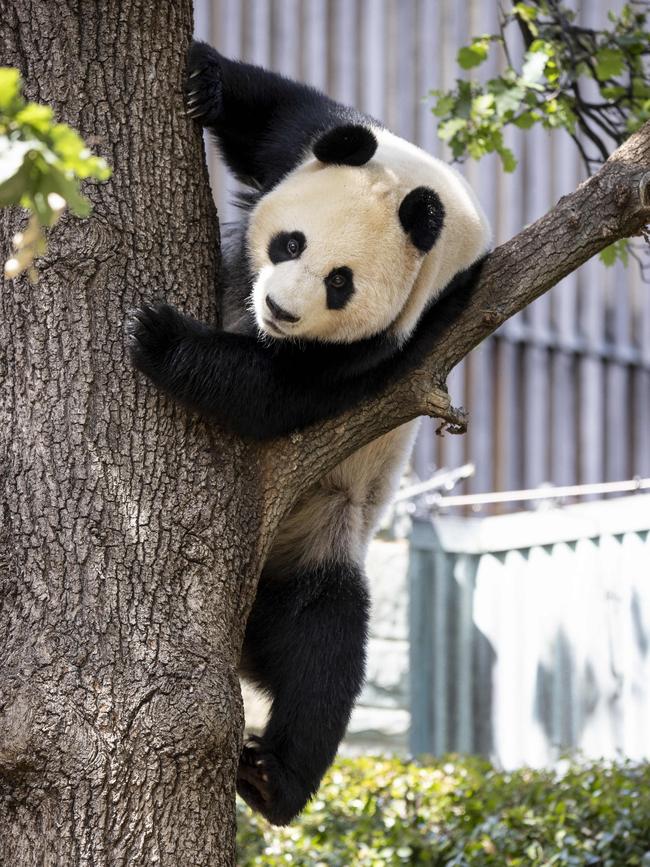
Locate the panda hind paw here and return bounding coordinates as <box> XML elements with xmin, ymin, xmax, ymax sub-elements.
<box><xmin>237</xmin><ymin>740</ymin><xmax>312</xmax><ymax>826</ymax></box>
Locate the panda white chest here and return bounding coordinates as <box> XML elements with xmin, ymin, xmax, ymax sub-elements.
<box><xmin>265</xmin><ymin>420</ymin><xmax>419</xmax><ymax>576</ymax></box>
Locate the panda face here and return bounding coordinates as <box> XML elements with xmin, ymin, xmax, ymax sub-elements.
<box><xmin>247</xmin><ymin>163</ymin><xmax>426</xmax><ymax>343</ymax></box>
<box><xmin>247</xmin><ymin>125</ymin><xmax>491</xmax><ymax>344</ymax></box>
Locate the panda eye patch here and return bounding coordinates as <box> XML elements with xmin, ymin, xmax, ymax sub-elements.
<box><xmin>325</xmin><ymin>266</ymin><xmax>355</xmax><ymax>310</ymax></box>
<box><xmin>268</xmin><ymin>231</ymin><xmax>306</xmax><ymax>264</ymax></box>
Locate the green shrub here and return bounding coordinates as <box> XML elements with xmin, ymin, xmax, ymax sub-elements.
<box><xmin>237</xmin><ymin>755</ymin><xmax>650</xmax><ymax>866</ymax></box>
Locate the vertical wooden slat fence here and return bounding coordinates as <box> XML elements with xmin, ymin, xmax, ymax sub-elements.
<box><xmin>193</xmin><ymin>0</ymin><xmax>648</xmax><ymax>497</ymax></box>
<box><xmin>408</xmin><ymin>495</ymin><xmax>650</xmax><ymax>765</ymax></box>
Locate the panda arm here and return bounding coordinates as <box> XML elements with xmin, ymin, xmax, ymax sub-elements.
<box><xmin>126</xmin><ymin>303</ymin><xmax>401</xmax><ymax>440</ymax></box>
<box><xmin>127</xmin><ymin>261</ymin><xmax>485</xmax><ymax>439</ymax></box>
<box><xmin>186</xmin><ymin>41</ymin><xmax>370</xmax><ymax>189</ymax></box>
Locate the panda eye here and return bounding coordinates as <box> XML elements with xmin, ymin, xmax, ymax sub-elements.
<box><xmin>268</xmin><ymin>231</ymin><xmax>306</xmax><ymax>264</ymax></box>
<box><xmin>325</xmin><ymin>266</ymin><xmax>355</xmax><ymax>310</ymax></box>
<box><xmin>326</xmin><ymin>268</ymin><xmax>351</xmax><ymax>290</ymax></box>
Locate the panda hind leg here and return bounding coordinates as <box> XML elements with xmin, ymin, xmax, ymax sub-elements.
<box><xmin>238</xmin><ymin>560</ymin><xmax>369</xmax><ymax>826</ymax></box>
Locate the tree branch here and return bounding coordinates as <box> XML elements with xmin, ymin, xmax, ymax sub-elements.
<box><xmin>263</xmin><ymin>119</ymin><xmax>650</xmax><ymax>519</ymax></box>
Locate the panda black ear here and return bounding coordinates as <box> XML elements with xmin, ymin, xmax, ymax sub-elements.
<box><xmin>313</xmin><ymin>124</ymin><xmax>378</xmax><ymax>167</ymax></box>
<box><xmin>398</xmin><ymin>186</ymin><xmax>445</xmax><ymax>253</ymax></box>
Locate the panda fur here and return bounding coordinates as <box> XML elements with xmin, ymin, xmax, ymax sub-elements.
<box><xmin>127</xmin><ymin>41</ymin><xmax>491</xmax><ymax>826</ymax></box>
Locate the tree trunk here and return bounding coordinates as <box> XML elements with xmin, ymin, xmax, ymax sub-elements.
<box><xmin>0</xmin><ymin>2</ymin><xmax>264</xmax><ymax>863</ymax></box>
<box><xmin>3</xmin><ymin>2</ymin><xmax>650</xmax><ymax>865</ymax></box>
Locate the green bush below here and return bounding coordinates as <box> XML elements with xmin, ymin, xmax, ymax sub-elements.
<box><xmin>237</xmin><ymin>754</ymin><xmax>650</xmax><ymax>866</ymax></box>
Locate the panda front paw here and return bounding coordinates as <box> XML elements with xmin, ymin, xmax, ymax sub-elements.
<box><xmin>126</xmin><ymin>302</ymin><xmax>189</xmax><ymax>384</ymax></box>
<box><xmin>185</xmin><ymin>40</ymin><xmax>223</xmax><ymax>126</ymax></box>
<box><xmin>237</xmin><ymin>739</ymin><xmax>313</xmax><ymax>826</ymax></box>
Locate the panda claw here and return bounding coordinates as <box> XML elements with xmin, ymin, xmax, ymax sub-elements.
<box><xmin>184</xmin><ymin>45</ymin><xmax>223</xmax><ymax>126</ymax></box>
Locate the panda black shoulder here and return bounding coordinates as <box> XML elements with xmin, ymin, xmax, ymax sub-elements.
<box><xmin>396</xmin><ymin>254</ymin><xmax>489</xmax><ymax>372</ymax></box>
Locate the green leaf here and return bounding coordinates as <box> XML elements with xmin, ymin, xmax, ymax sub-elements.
<box><xmin>471</xmin><ymin>93</ymin><xmax>495</xmax><ymax>119</ymax></box>
<box><xmin>498</xmin><ymin>145</ymin><xmax>517</xmax><ymax>172</ymax></box>
<box><xmin>514</xmin><ymin>3</ymin><xmax>538</xmax><ymax>24</ymax></box>
<box><xmin>438</xmin><ymin>117</ymin><xmax>467</xmax><ymax>142</ymax></box>
<box><xmin>467</xmin><ymin>138</ymin><xmax>488</xmax><ymax>159</ymax></box>
<box><xmin>83</xmin><ymin>155</ymin><xmax>111</xmax><ymax>181</ymax></box>
<box><xmin>49</xmin><ymin>124</ymin><xmax>111</xmax><ymax>180</ymax></box>
<box><xmin>0</xmin><ymin>156</ymin><xmax>31</xmax><ymax>207</ymax></box>
<box><xmin>0</xmin><ymin>67</ymin><xmax>21</xmax><ymax>111</ymax></box>
<box><xmin>0</xmin><ymin>136</ymin><xmax>34</xmax><ymax>186</ymax></box>
<box><xmin>600</xmin><ymin>243</ymin><xmax>618</xmax><ymax>267</ymax></box>
<box><xmin>49</xmin><ymin>123</ymin><xmax>87</xmax><ymax>162</ymax></box>
<box><xmin>455</xmin><ymin>80</ymin><xmax>474</xmax><ymax>118</ymax></box>
<box><xmin>513</xmin><ymin>110</ymin><xmax>538</xmax><ymax>129</ymax></box>
<box><xmin>601</xmin><ymin>85</ymin><xmax>627</xmax><ymax>99</ymax></box>
<box><xmin>31</xmin><ymin>189</ymin><xmax>55</xmax><ymax>227</ymax></box>
<box><xmin>40</xmin><ymin>166</ymin><xmax>91</xmax><ymax>217</ymax></box>
<box><xmin>458</xmin><ymin>39</ymin><xmax>489</xmax><ymax>70</ymax></box>
<box><xmin>493</xmin><ymin>84</ymin><xmax>526</xmax><ymax>117</ymax></box>
<box><xmin>632</xmin><ymin>78</ymin><xmax>650</xmax><ymax>98</ymax></box>
<box><xmin>431</xmin><ymin>92</ymin><xmax>455</xmax><ymax>117</ymax></box>
<box><xmin>599</xmin><ymin>239</ymin><xmax>629</xmax><ymax>267</ymax></box>
<box><xmin>520</xmin><ymin>49</ymin><xmax>550</xmax><ymax>86</ymax></box>
<box><xmin>594</xmin><ymin>47</ymin><xmax>626</xmax><ymax>81</ymax></box>
<box><xmin>15</xmin><ymin>102</ymin><xmax>54</xmax><ymax>133</ymax></box>
<box><xmin>0</xmin><ymin>137</ymin><xmax>43</xmax><ymax>205</ymax></box>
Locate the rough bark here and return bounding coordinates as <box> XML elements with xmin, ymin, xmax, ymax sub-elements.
<box><xmin>0</xmin><ymin>2</ymin><xmax>264</xmax><ymax>864</ymax></box>
<box><xmin>2</xmin><ymin>1</ymin><xmax>650</xmax><ymax>865</ymax></box>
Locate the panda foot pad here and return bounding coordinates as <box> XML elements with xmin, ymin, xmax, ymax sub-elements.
<box><xmin>236</xmin><ymin>740</ymin><xmax>308</xmax><ymax>826</ymax></box>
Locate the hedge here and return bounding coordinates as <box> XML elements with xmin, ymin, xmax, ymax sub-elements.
<box><xmin>237</xmin><ymin>755</ymin><xmax>650</xmax><ymax>866</ymax></box>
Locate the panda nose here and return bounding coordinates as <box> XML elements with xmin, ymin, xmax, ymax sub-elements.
<box><xmin>265</xmin><ymin>295</ymin><xmax>300</xmax><ymax>323</ymax></box>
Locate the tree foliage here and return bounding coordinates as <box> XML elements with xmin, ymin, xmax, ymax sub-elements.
<box><xmin>432</xmin><ymin>1</ymin><xmax>650</xmax><ymax>173</ymax></box>
<box><xmin>0</xmin><ymin>67</ymin><xmax>111</xmax><ymax>280</ymax></box>
<box><xmin>431</xmin><ymin>0</ymin><xmax>650</xmax><ymax>266</ymax></box>
<box><xmin>430</xmin><ymin>1</ymin><xmax>650</xmax><ymax>267</ymax></box>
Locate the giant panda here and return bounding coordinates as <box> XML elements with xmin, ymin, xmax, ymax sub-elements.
<box><xmin>127</xmin><ymin>41</ymin><xmax>491</xmax><ymax>826</ymax></box>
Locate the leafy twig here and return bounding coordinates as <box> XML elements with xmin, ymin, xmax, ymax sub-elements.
<box><xmin>0</xmin><ymin>67</ymin><xmax>111</xmax><ymax>280</ymax></box>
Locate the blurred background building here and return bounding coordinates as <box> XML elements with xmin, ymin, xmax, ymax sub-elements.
<box><xmin>193</xmin><ymin>0</ymin><xmax>650</xmax><ymax>765</ymax></box>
